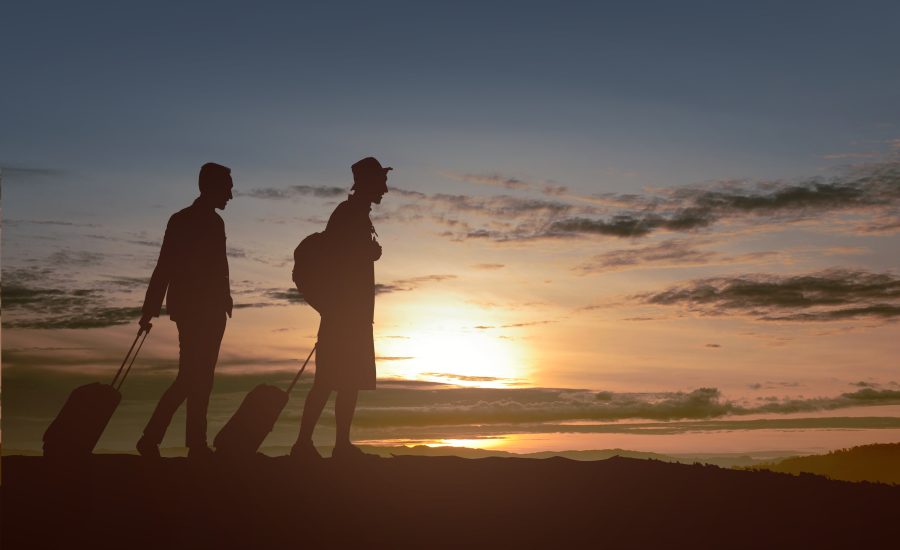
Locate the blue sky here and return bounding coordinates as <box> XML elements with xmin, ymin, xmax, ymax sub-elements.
<box><xmin>5</xmin><ymin>1</ymin><xmax>900</xmax><ymax>186</ymax></box>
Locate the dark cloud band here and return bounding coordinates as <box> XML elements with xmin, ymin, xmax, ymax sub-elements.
<box><xmin>409</xmin><ymin>161</ymin><xmax>900</xmax><ymax>242</ymax></box>
<box><xmin>635</xmin><ymin>269</ymin><xmax>900</xmax><ymax>321</ymax></box>
<box><xmin>239</xmin><ymin>185</ymin><xmax>346</xmax><ymax>200</ymax></box>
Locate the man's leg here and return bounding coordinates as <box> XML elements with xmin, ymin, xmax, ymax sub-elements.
<box><xmin>140</xmin><ymin>373</ymin><xmax>189</xmax><ymax>449</ymax></box>
<box><xmin>139</xmin><ymin>321</ymin><xmax>193</xmax><ymax>451</ymax></box>
<box><xmin>297</xmin><ymin>383</ymin><xmax>331</xmax><ymax>444</ymax></box>
<box><xmin>291</xmin><ymin>383</ymin><xmax>331</xmax><ymax>459</ymax></box>
<box><xmin>334</xmin><ymin>389</ymin><xmax>359</xmax><ymax>449</ymax></box>
<box><xmin>184</xmin><ymin>313</ymin><xmax>226</xmax><ymax>451</ymax></box>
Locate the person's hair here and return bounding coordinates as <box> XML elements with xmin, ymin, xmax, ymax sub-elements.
<box><xmin>199</xmin><ymin>163</ymin><xmax>231</xmax><ymax>194</ymax></box>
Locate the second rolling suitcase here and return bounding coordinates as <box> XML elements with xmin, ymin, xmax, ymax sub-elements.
<box><xmin>214</xmin><ymin>344</ymin><xmax>316</xmax><ymax>458</ymax></box>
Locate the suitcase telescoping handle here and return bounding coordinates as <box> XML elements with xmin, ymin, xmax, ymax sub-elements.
<box><xmin>110</xmin><ymin>326</ymin><xmax>151</xmax><ymax>391</ymax></box>
<box><xmin>286</xmin><ymin>343</ymin><xmax>317</xmax><ymax>394</ymax></box>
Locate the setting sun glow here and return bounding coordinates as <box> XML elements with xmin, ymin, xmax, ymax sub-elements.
<box><xmin>377</xmin><ymin>301</ymin><xmax>531</xmax><ymax>388</ymax></box>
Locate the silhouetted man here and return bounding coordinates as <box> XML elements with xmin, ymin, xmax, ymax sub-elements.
<box><xmin>292</xmin><ymin>157</ymin><xmax>389</xmax><ymax>460</ymax></box>
<box><xmin>136</xmin><ymin>163</ymin><xmax>234</xmax><ymax>459</ymax></box>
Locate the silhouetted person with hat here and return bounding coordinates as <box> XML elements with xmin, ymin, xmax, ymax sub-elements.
<box><xmin>292</xmin><ymin>156</ymin><xmax>390</xmax><ymax>461</ymax></box>
<box><xmin>136</xmin><ymin>163</ymin><xmax>235</xmax><ymax>459</ymax></box>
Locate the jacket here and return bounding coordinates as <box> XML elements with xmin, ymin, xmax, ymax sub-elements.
<box><xmin>142</xmin><ymin>197</ymin><xmax>232</xmax><ymax>321</ymax></box>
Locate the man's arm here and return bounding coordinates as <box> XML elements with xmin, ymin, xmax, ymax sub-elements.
<box><xmin>139</xmin><ymin>217</ymin><xmax>177</xmax><ymax>329</ymax></box>
<box><xmin>220</xmin><ymin>216</ymin><xmax>233</xmax><ymax>318</ymax></box>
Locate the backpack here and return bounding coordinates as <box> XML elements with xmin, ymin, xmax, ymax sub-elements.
<box><xmin>292</xmin><ymin>231</ymin><xmax>331</xmax><ymax>313</ymax></box>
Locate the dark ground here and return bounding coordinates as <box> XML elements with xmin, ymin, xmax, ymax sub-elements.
<box><xmin>2</xmin><ymin>454</ymin><xmax>897</xmax><ymax>549</ymax></box>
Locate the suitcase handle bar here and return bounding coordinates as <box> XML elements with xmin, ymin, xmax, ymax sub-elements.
<box><xmin>110</xmin><ymin>326</ymin><xmax>151</xmax><ymax>390</ymax></box>
<box><xmin>286</xmin><ymin>343</ymin><xmax>317</xmax><ymax>394</ymax></box>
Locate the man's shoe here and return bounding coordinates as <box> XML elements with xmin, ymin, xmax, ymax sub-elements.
<box><xmin>331</xmin><ymin>443</ymin><xmax>378</xmax><ymax>461</ymax></box>
<box><xmin>137</xmin><ymin>437</ymin><xmax>160</xmax><ymax>459</ymax></box>
<box><xmin>187</xmin><ymin>445</ymin><xmax>214</xmax><ymax>460</ymax></box>
<box><xmin>290</xmin><ymin>439</ymin><xmax>322</xmax><ymax>462</ymax></box>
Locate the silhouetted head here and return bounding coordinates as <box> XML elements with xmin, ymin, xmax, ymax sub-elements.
<box><xmin>351</xmin><ymin>157</ymin><xmax>391</xmax><ymax>205</ymax></box>
<box><xmin>199</xmin><ymin>162</ymin><xmax>234</xmax><ymax>210</ymax></box>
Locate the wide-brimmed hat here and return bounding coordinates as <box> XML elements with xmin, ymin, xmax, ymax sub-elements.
<box><xmin>351</xmin><ymin>157</ymin><xmax>392</xmax><ymax>189</ymax></box>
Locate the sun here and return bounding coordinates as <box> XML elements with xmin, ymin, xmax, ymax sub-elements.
<box><xmin>376</xmin><ymin>301</ymin><xmax>532</xmax><ymax>388</ymax></box>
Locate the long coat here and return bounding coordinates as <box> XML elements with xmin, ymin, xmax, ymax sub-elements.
<box><xmin>315</xmin><ymin>195</ymin><xmax>380</xmax><ymax>390</ymax></box>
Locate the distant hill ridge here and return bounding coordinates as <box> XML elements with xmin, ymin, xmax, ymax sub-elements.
<box><xmin>378</xmin><ymin>445</ymin><xmax>793</xmax><ymax>467</ymax></box>
<box><xmin>751</xmin><ymin>442</ymin><xmax>900</xmax><ymax>484</ymax></box>
<box><xmin>0</xmin><ymin>444</ymin><xmax>791</xmax><ymax>468</ymax></box>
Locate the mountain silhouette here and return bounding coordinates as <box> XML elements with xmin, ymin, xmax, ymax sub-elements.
<box><xmin>749</xmin><ymin>442</ymin><xmax>900</xmax><ymax>484</ymax></box>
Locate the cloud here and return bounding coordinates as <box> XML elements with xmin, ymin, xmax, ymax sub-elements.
<box><xmin>104</xmin><ymin>275</ymin><xmax>151</xmax><ymax>289</ymax></box>
<box><xmin>415</xmin><ymin>161</ymin><xmax>900</xmax><ymax>242</ymax></box>
<box><xmin>352</xmin><ymin>386</ymin><xmax>900</xmax><ymax>428</ymax></box>
<box><xmin>750</xmin><ymin>388</ymin><xmax>900</xmax><ymax>414</ymax></box>
<box><xmin>8</xmin><ymin>306</ymin><xmax>145</xmax><ymax>330</ymax></box>
<box><xmin>264</xmin><ymin>288</ymin><xmax>306</xmax><ymax>304</ymax></box>
<box><xmin>389</xmin><ymin>187</ymin><xmax>428</xmax><ymax>199</ymax></box>
<box><xmin>4</xmin><ymin>346</ymin><xmax>92</xmax><ymax>353</ymax></box>
<box><xmin>373</xmin><ymin>275</ymin><xmax>457</xmax><ymax>295</ymax></box>
<box><xmin>635</xmin><ymin>269</ymin><xmax>900</xmax><ymax>321</ymax></box>
<box><xmin>576</xmin><ymin>240</ymin><xmax>718</xmax><ymax>272</ymax></box>
<box><xmin>576</xmin><ymin>241</ymin><xmax>860</xmax><ymax>275</ymax></box>
<box><xmin>254</xmin><ymin>274</ymin><xmax>457</xmax><ymax>308</ymax></box>
<box><xmin>353</xmin><ymin>387</ymin><xmax>736</xmax><ymax>427</ymax></box>
<box><xmin>390</xmin><ymin>274</ymin><xmax>457</xmax><ymax>287</ymax></box>
<box><xmin>6</xmin><ymin>219</ymin><xmax>100</xmax><ymax>228</ymax></box>
<box><xmin>473</xmin><ymin>320</ymin><xmax>554</xmax><ymax>330</ymax></box>
<box><xmin>748</xmin><ymin>381</ymin><xmax>802</xmax><ymax>390</ymax></box>
<box><xmin>48</xmin><ymin>250</ymin><xmax>106</xmax><ymax>266</ymax></box>
<box><xmin>473</xmin><ymin>263</ymin><xmax>505</xmax><ymax>270</ymax></box>
<box><xmin>542</xmin><ymin>184</ymin><xmax>569</xmax><ymax>196</ymax></box>
<box><xmin>1</xmin><ymin>268</ymin><xmax>145</xmax><ymax>329</ymax></box>
<box><xmin>376</xmin><ymin>187</ymin><xmax>584</xmax><ymax>242</ymax></box>
<box><xmin>421</xmin><ymin>372</ymin><xmax>518</xmax><ymax>383</ymax></box>
<box><xmin>548</xmin><ymin>210</ymin><xmax>716</xmax><ymax>238</ymax></box>
<box><xmin>839</xmin><ymin>387</ymin><xmax>900</xmax><ymax>403</ymax></box>
<box><xmin>374</xmin><ymin>283</ymin><xmax>404</xmax><ymax>295</ymax></box>
<box><xmin>0</xmin><ymin>164</ymin><xmax>66</xmax><ymax>183</ymax></box>
<box><xmin>451</xmin><ymin>173</ymin><xmax>532</xmax><ymax>190</ymax></box>
<box><xmin>239</xmin><ymin>185</ymin><xmax>347</xmax><ymax>200</ymax></box>
<box><xmin>239</xmin><ymin>283</ymin><xmax>407</xmax><ymax>308</ymax></box>
<box><xmin>429</xmin><ymin>193</ymin><xmax>574</xmax><ymax>218</ymax></box>
<box><xmin>2</xmin><ymin>284</ymin><xmax>143</xmax><ymax>329</ymax></box>
<box><xmin>446</xmin><ymin>172</ymin><xmax>571</xmax><ymax>198</ymax></box>
<box><xmin>821</xmin><ymin>152</ymin><xmax>881</xmax><ymax>160</ymax></box>
<box><xmin>85</xmin><ymin>233</ymin><xmax>160</xmax><ymax>248</ymax></box>
<box><xmin>546</xmin><ymin>163</ymin><xmax>900</xmax><ymax>239</ymax></box>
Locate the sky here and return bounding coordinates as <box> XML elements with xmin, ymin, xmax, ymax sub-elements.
<box><xmin>2</xmin><ymin>1</ymin><xmax>899</xmax><ymax>456</ymax></box>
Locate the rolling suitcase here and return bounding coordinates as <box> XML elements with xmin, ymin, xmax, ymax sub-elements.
<box><xmin>42</xmin><ymin>327</ymin><xmax>151</xmax><ymax>458</ymax></box>
<box><xmin>214</xmin><ymin>344</ymin><xmax>316</xmax><ymax>458</ymax></box>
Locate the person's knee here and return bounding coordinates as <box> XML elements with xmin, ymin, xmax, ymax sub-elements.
<box><xmin>166</xmin><ymin>373</ymin><xmax>190</xmax><ymax>395</ymax></box>
<box><xmin>336</xmin><ymin>389</ymin><xmax>359</xmax><ymax>403</ymax></box>
<box><xmin>309</xmin><ymin>382</ymin><xmax>330</xmax><ymax>397</ymax></box>
<box><xmin>303</xmin><ymin>384</ymin><xmax>331</xmax><ymax>410</ymax></box>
